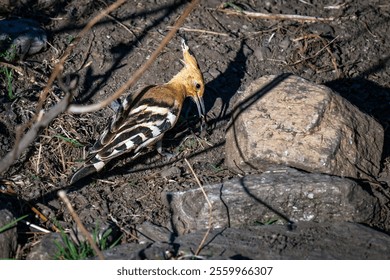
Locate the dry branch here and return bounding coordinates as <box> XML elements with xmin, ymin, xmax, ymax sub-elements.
<box><xmin>184</xmin><ymin>158</ymin><xmax>212</xmax><ymax>256</ymax></box>
<box><xmin>67</xmin><ymin>0</ymin><xmax>200</xmax><ymax>114</ymax></box>
<box><xmin>167</xmin><ymin>26</ymin><xmax>229</xmax><ymax>37</ymax></box>
<box><xmin>218</xmin><ymin>5</ymin><xmax>335</xmax><ymax>23</ymax></box>
<box><xmin>35</xmin><ymin>0</ymin><xmax>127</xmax><ymax>117</ymax></box>
<box><xmin>0</xmin><ymin>93</ymin><xmax>72</xmax><ymax>174</ymax></box>
<box><xmin>58</xmin><ymin>190</ymin><xmax>105</xmax><ymax>260</ymax></box>
<box><xmin>0</xmin><ymin>0</ymin><xmax>126</xmax><ymax>175</ymax></box>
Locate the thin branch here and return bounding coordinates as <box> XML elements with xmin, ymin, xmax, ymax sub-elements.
<box><xmin>166</xmin><ymin>26</ymin><xmax>229</xmax><ymax>37</ymax></box>
<box><xmin>217</xmin><ymin>5</ymin><xmax>335</xmax><ymax>23</ymax></box>
<box><xmin>67</xmin><ymin>0</ymin><xmax>200</xmax><ymax>114</ymax></box>
<box><xmin>0</xmin><ymin>93</ymin><xmax>72</xmax><ymax>174</ymax></box>
<box><xmin>184</xmin><ymin>158</ymin><xmax>212</xmax><ymax>256</ymax></box>
<box><xmin>288</xmin><ymin>35</ymin><xmax>339</xmax><ymax>66</ymax></box>
<box><xmin>0</xmin><ymin>0</ymin><xmax>126</xmax><ymax>174</ymax></box>
<box><xmin>35</xmin><ymin>0</ymin><xmax>126</xmax><ymax>116</ymax></box>
<box><xmin>0</xmin><ymin>62</ymin><xmax>25</xmax><ymax>76</ymax></box>
<box><xmin>58</xmin><ymin>190</ymin><xmax>105</xmax><ymax>260</ymax></box>
<box><xmin>21</xmin><ymin>220</ymin><xmax>51</xmax><ymax>233</ymax></box>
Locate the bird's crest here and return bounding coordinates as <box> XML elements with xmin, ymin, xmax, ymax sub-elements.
<box><xmin>181</xmin><ymin>38</ymin><xmax>200</xmax><ymax>70</ymax></box>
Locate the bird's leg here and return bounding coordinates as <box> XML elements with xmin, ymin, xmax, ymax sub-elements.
<box><xmin>199</xmin><ymin>114</ymin><xmax>208</xmax><ymax>133</ymax></box>
<box><xmin>156</xmin><ymin>140</ymin><xmax>176</xmax><ymax>160</ymax></box>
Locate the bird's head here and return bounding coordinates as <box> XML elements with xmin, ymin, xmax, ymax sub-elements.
<box><xmin>170</xmin><ymin>39</ymin><xmax>205</xmax><ymax>117</ymax></box>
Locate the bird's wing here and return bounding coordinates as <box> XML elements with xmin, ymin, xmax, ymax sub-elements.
<box><xmin>70</xmin><ymin>84</ymin><xmax>183</xmax><ymax>185</ymax></box>
<box><xmin>86</xmin><ymin>85</ymin><xmax>181</xmax><ymax>165</ymax></box>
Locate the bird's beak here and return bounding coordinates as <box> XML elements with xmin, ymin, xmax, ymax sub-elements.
<box><xmin>193</xmin><ymin>94</ymin><xmax>205</xmax><ymax>117</ymax></box>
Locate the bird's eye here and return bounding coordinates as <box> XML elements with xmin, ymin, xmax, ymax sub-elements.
<box><xmin>195</xmin><ymin>83</ymin><xmax>201</xmax><ymax>90</ymax></box>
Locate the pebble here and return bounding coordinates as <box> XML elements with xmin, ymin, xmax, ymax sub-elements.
<box><xmin>0</xmin><ymin>18</ymin><xmax>47</xmax><ymax>60</ymax></box>
<box><xmin>160</xmin><ymin>166</ymin><xmax>181</xmax><ymax>179</ymax></box>
<box><xmin>208</xmin><ymin>67</ymin><xmax>221</xmax><ymax>79</ymax></box>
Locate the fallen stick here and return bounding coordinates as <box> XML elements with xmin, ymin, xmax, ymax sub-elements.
<box><xmin>166</xmin><ymin>26</ymin><xmax>229</xmax><ymax>37</ymax></box>
<box><xmin>58</xmin><ymin>190</ymin><xmax>105</xmax><ymax>260</ymax></box>
<box><xmin>218</xmin><ymin>6</ymin><xmax>335</xmax><ymax>23</ymax></box>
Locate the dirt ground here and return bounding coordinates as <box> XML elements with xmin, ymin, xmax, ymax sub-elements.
<box><xmin>1</xmin><ymin>0</ymin><xmax>390</xmax><ymax>258</ymax></box>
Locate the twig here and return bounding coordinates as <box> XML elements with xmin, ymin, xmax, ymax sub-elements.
<box><xmin>289</xmin><ymin>35</ymin><xmax>339</xmax><ymax>66</ymax></box>
<box><xmin>35</xmin><ymin>0</ymin><xmax>126</xmax><ymax>116</ymax></box>
<box><xmin>58</xmin><ymin>190</ymin><xmax>105</xmax><ymax>260</ymax></box>
<box><xmin>0</xmin><ymin>0</ymin><xmax>126</xmax><ymax>174</ymax></box>
<box><xmin>218</xmin><ymin>5</ymin><xmax>335</xmax><ymax>23</ymax></box>
<box><xmin>67</xmin><ymin>0</ymin><xmax>200</xmax><ymax>114</ymax></box>
<box><xmin>36</xmin><ymin>143</ymin><xmax>42</xmax><ymax>174</ymax></box>
<box><xmin>0</xmin><ymin>93</ymin><xmax>72</xmax><ymax>174</ymax></box>
<box><xmin>30</xmin><ymin>204</ymin><xmax>60</xmax><ymax>232</ymax></box>
<box><xmin>184</xmin><ymin>158</ymin><xmax>212</xmax><ymax>256</ymax></box>
<box><xmin>21</xmin><ymin>220</ymin><xmax>51</xmax><ymax>233</ymax></box>
<box><xmin>166</xmin><ymin>26</ymin><xmax>229</xmax><ymax>37</ymax></box>
<box><xmin>0</xmin><ymin>61</ymin><xmax>25</xmax><ymax>76</ymax></box>
<box><xmin>324</xmin><ymin>3</ymin><xmax>348</xmax><ymax>10</ymax></box>
<box><xmin>58</xmin><ymin>142</ymin><xmax>66</xmax><ymax>172</ymax></box>
<box><xmin>0</xmin><ymin>181</ymin><xmax>60</xmax><ymax>232</ymax></box>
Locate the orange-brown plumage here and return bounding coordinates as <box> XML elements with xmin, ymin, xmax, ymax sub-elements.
<box><xmin>70</xmin><ymin>39</ymin><xmax>204</xmax><ymax>184</ymax></box>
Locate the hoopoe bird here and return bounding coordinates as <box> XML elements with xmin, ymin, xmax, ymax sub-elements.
<box><xmin>70</xmin><ymin>39</ymin><xmax>205</xmax><ymax>184</ymax></box>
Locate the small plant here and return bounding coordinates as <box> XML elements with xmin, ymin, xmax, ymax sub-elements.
<box><xmin>0</xmin><ymin>44</ymin><xmax>17</xmax><ymax>100</ymax></box>
<box><xmin>54</xmin><ymin>226</ymin><xmax>122</xmax><ymax>260</ymax></box>
<box><xmin>174</xmin><ymin>135</ymin><xmax>199</xmax><ymax>153</ymax></box>
<box><xmin>67</xmin><ymin>35</ymin><xmax>75</xmax><ymax>44</ymax></box>
<box><xmin>53</xmin><ymin>134</ymin><xmax>84</xmax><ymax>147</ymax></box>
<box><xmin>0</xmin><ymin>214</ymin><xmax>29</xmax><ymax>233</ymax></box>
<box><xmin>2</xmin><ymin>67</ymin><xmax>14</xmax><ymax>100</ymax></box>
<box><xmin>208</xmin><ymin>163</ymin><xmax>225</xmax><ymax>173</ymax></box>
<box><xmin>255</xmin><ymin>218</ymin><xmax>278</xmax><ymax>226</ymax></box>
<box><xmin>0</xmin><ymin>43</ymin><xmax>17</xmax><ymax>61</ymax></box>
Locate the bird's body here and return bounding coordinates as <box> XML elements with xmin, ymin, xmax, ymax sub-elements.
<box><xmin>70</xmin><ymin>40</ymin><xmax>204</xmax><ymax>184</ymax></box>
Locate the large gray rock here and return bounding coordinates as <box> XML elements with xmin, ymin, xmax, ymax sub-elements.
<box><xmin>0</xmin><ymin>208</ymin><xmax>17</xmax><ymax>259</ymax></box>
<box><xmin>98</xmin><ymin>222</ymin><xmax>390</xmax><ymax>259</ymax></box>
<box><xmin>225</xmin><ymin>74</ymin><xmax>384</xmax><ymax>180</ymax></box>
<box><xmin>162</xmin><ymin>168</ymin><xmax>380</xmax><ymax>235</ymax></box>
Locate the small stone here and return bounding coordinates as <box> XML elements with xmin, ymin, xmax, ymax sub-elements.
<box><xmin>0</xmin><ymin>18</ymin><xmax>47</xmax><ymax>60</ymax></box>
<box><xmin>137</xmin><ymin>221</ymin><xmax>173</xmax><ymax>244</ymax></box>
<box><xmin>254</xmin><ymin>46</ymin><xmax>270</xmax><ymax>61</ymax></box>
<box><xmin>208</xmin><ymin>67</ymin><xmax>221</xmax><ymax>79</ymax></box>
<box><xmin>27</xmin><ymin>233</ymin><xmax>64</xmax><ymax>260</ymax></box>
<box><xmin>278</xmin><ymin>37</ymin><xmax>291</xmax><ymax>50</ymax></box>
<box><xmin>242</xmin><ymin>44</ymin><xmax>253</xmax><ymax>57</ymax></box>
<box><xmin>160</xmin><ymin>166</ymin><xmax>181</xmax><ymax>179</ymax></box>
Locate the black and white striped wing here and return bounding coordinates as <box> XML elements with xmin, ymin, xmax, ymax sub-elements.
<box><xmin>70</xmin><ymin>86</ymin><xmax>181</xmax><ymax>184</ymax></box>
<box><xmin>88</xmin><ymin>102</ymin><xmax>179</xmax><ymax>169</ymax></box>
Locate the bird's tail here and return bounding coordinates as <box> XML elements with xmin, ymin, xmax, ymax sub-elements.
<box><xmin>69</xmin><ymin>163</ymin><xmax>99</xmax><ymax>185</ymax></box>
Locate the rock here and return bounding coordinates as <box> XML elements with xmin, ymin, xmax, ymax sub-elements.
<box><xmin>97</xmin><ymin>242</ymin><xmax>169</xmax><ymax>260</ymax></box>
<box><xmin>69</xmin><ymin>222</ymin><xmax>121</xmax><ymax>247</ymax></box>
<box><xmin>0</xmin><ymin>208</ymin><xmax>17</xmax><ymax>259</ymax></box>
<box><xmin>27</xmin><ymin>233</ymin><xmax>64</xmax><ymax>260</ymax></box>
<box><xmin>225</xmin><ymin>74</ymin><xmax>384</xmax><ymax>180</ymax></box>
<box><xmin>27</xmin><ymin>222</ymin><xmax>121</xmax><ymax>260</ymax></box>
<box><xmin>0</xmin><ymin>1</ymin><xmax>61</xmax><ymax>13</ymax></box>
<box><xmin>137</xmin><ymin>221</ymin><xmax>174</xmax><ymax>244</ymax></box>
<box><xmin>162</xmin><ymin>168</ymin><xmax>380</xmax><ymax>235</ymax></box>
<box><xmin>172</xmin><ymin>222</ymin><xmax>390</xmax><ymax>259</ymax></box>
<box><xmin>97</xmin><ymin>222</ymin><xmax>390</xmax><ymax>259</ymax></box>
<box><xmin>160</xmin><ymin>166</ymin><xmax>181</xmax><ymax>179</ymax></box>
<box><xmin>0</xmin><ymin>18</ymin><xmax>47</xmax><ymax>59</ymax></box>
